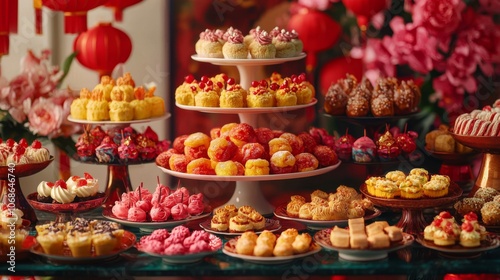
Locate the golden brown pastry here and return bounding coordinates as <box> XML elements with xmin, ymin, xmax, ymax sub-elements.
<box><xmin>292</xmin><ymin>233</ymin><xmax>312</xmax><ymax>254</ymax></box>
<box><xmin>481</xmin><ymin>201</ymin><xmax>500</xmax><ymax>226</ymax></box>
<box><xmin>474</xmin><ymin>187</ymin><xmax>500</xmax><ymax>202</ymax></box>
<box><xmin>248</xmin><ymin>211</ymin><xmax>266</xmax><ymax>230</ymax></box>
<box><xmin>454</xmin><ymin>198</ymin><xmax>485</xmax><ymax>216</ymax></box>
<box><xmin>229</xmin><ymin>215</ymin><xmax>253</xmax><ymax>232</ymax></box>
<box><xmin>211</xmin><ymin>214</ymin><xmax>230</xmax><ymax>231</ymax></box>
<box><xmin>286</xmin><ymin>201</ymin><xmax>303</xmax><ymax>218</ymax></box>
<box><xmin>298</xmin><ymin>203</ymin><xmax>314</xmax><ymax>220</ymax></box>
<box><xmin>236</xmin><ymin>232</ymin><xmax>258</xmax><ymax>255</ymax></box>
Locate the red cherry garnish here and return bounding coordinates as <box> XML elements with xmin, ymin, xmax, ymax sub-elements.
<box><xmin>46</xmin><ymin>182</ymin><xmax>55</xmax><ymax>188</ymax></box>
<box><xmin>216</xmin><ymin>81</ymin><xmax>223</xmax><ymax>89</ymax></box>
<box><xmin>483</xmin><ymin>105</ymin><xmax>492</xmax><ymax>111</ymax></box>
<box><xmin>14</xmin><ymin>146</ymin><xmax>25</xmax><ymax>155</ymax></box>
<box><xmin>291</xmin><ymin>86</ymin><xmax>298</xmax><ymax>92</ymax></box>
<box><xmin>32</xmin><ymin>140</ymin><xmax>42</xmax><ymax>149</ymax></box>
<box><xmin>290</xmin><ymin>74</ymin><xmax>297</xmax><ymax>80</ymax></box>
<box><xmin>221</xmin><ymin>73</ymin><xmax>228</xmax><ymax>81</ymax></box>
<box><xmin>71</xmin><ymin>175</ymin><xmax>80</xmax><ymax>181</ymax></box>
<box><xmin>439</xmin><ymin>211</ymin><xmax>452</xmax><ymax>219</ymax></box>
<box><xmin>6</xmin><ymin>139</ymin><xmax>15</xmax><ymax>147</ymax></box>
<box><xmin>292</xmin><ymin>76</ymin><xmax>298</xmax><ymax>83</ymax></box>
<box><xmin>269</xmin><ymin>83</ymin><xmax>279</xmax><ymax>91</ymax></box>
<box><xmin>200</xmin><ymin>76</ymin><xmax>210</xmax><ymax>83</ymax></box>
<box><xmin>227</xmin><ymin>78</ymin><xmax>235</xmax><ymax>85</ymax></box>
<box><xmin>84</xmin><ymin>172</ymin><xmax>93</xmax><ymax>180</ymax></box>
<box><xmin>18</xmin><ymin>138</ymin><xmax>28</xmax><ymax>148</ymax></box>
<box><xmin>251</xmin><ymin>81</ymin><xmax>260</xmax><ymax>88</ymax></box>
<box><xmin>54</xmin><ymin>179</ymin><xmax>67</xmax><ymax>189</ymax></box>
<box><xmin>199</xmin><ymin>82</ymin><xmax>206</xmax><ymax>89</ymax></box>
<box><xmin>206</xmin><ymin>80</ymin><xmax>213</xmax><ymax>86</ymax></box>
<box><xmin>465</xmin><ymin>212</ymin><xmax>478</xmax><ymax>221</ymax></box>
<box><xmin>260</xmin><ymin>80</ymin><xmax>268</xmax><ymax>87</ymax></box>
<box><xmin>190</xmin><ymin>86</ymin><xmax>197</xmax><ymax>92</ymax></box>
<box><xmin>298</xmin><ymin>73</ymin><xmax>306</xmax><ymax>83</ymax></box>
<box><xmin>185</xmin><ymin>74</ymin><xmax>195</xmax><ymax>83</ymax></box>
<box><xmin>462</xmin><ymin>221</ymin><xmax>474</xmax><ymax>232</ymax></box>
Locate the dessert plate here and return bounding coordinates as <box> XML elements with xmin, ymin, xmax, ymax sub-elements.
<box><xmin>274</xmin><ymin>205</ymin><xmax>381</xmax><ymax>230</ymax></box>
<box><xmin>136</xmin><ymin>234</ymin><xmax>222</xmax><ymax>264</ymax></box>
<box><xmin>416</xmin><ymin>234</ymin><xmax>500</xmax><ymax>258</ymax></box>
<box><xmin>191</xmin><ymin>53</ymin><xmax>306</xmax><ymax>65</ymax></box>
<box><xmin>102</xmin><ymin>209</ymin><xmax>211</xmax><ymax>232</ymax></box>
<box><xmin>0</xmin><ymin>156</ymin><xmax>54</xmax><ymax>178</ymax></box>
<box><xmin>222</xmin><ymin>237</ymin><xmax>321</xmax><ymax>264</ymax></box>
<box><xmin>27</xmin><ymin>192</ymin><xmax>106</xmax><ymax>213</ymax></box>
<box><xmin>176</xmin><ymin>98</ymin><xmax>317</xmax><ymax>114</ymax></box>
<box><xmin>199</xmin><ymin>218</ymin><xmax>281</xmax><ymax>236</ymax></box>
<box><xmin>67</xmin><ymin>113</ymin><xmax>170</xmax><ymax>125</ymax></box>
<box><xmin>157</xmin><ymin>161</ymin><xmax>341</xmax><ymax>182</ymax></box>
<box><xmin>30</xmin><ymin>230</ymin><xmax>136</xmax><ymax>264</ymax></box>
<box><xmin>314</xmin><ymin>228</ymin><xmax>414</xmax><ymax>261</ymax></box>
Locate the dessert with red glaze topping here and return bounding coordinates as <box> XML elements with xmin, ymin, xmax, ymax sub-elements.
<box><xmin>335</xmin><ymin>130</ymin><xmax>355</xmax><ymax>162</ymax></box>
<box><xmin>352</xmin><ymin>135</ymin><xmax>377</xmax><ymax>163</ymax></box>
<box><xmin>312</xmin><ymin>145</ymin><xmax>339</xmax><ymax>167</ymax></box>
<box><xmin>175</xmin><ymin>74</ymin><xmax>199</xmax><ymax>106</ymax></box>
<box><xmin>220</xmin><ymin>78</ymin><xmax>247</xmax><ymax>108</ymax></box>
<box><xmin>247</xmin><ymin>80</ymin><xmax>276</xmax><ymax>107</ymax></box>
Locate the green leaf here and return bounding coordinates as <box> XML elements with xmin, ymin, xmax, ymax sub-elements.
<box><xmin>57</xmin><ymin>52</ymin><xmax>77</xmax><ymax>89</ymax></box>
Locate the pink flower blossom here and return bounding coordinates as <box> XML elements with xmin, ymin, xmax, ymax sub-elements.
<box><xmin>27</xmin><ymin>98</ymin><xmax>64</xmax><ymax>137</ymax></box>
<box><xmin>298</xmin><ymin>0</ymin><xmax>338</xmax><ymax>10</ymax></box>
<box><xmin>412</xmin><ymin>0</ymin><xmax>465</xmax><ymax>37</ymax></box>
<box><xmin>352</xmin><ymin>38</ymin><xmax>396</xmax><ymax>84</ymax></box>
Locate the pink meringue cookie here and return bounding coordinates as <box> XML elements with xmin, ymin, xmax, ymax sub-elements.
<box><xmin>112</xmin><ymin>201</ymin><xmax>129</xmax><ymax>219</ymax></box>
<box><xmin>149</xmin><ymin>229</ymin><xmax>170</xmax><ymax>241</ymax></box>
<box><xmin>174</xmin><ymin>187</ymin><xmax>190</xmax><ymax>204</ymax></box>
<box><xmin>189</xmin><ymin>240</ymin><xmax>210</xmax><ymax>253</ymax></box>
<box><xmin>150</xmin><ymin>205</ymin><xmax>170</xmax><ymax>222</ymax></box>
<box><xmin>182</xmin><ymin>235</ymin><xmax>197</xmax><ymax>248</ymax></box>
<box><xmin>188</xmin><ymin>193</ymin><xmax>204</xmax><ymax>204</ymax></box>
<box><xmin>171</xmin><ymin>203</ymin><xmax>189</xmax><ymax>220</ymax></box>
<box><xmin>170</xmin><ymin>226</ymin><xmax>191</xmax><ymax>239</ymax></box>
<box><xmin>164</xmin><ymin>243</ymin><xmax>186</xmax><ymax>255</ymax></box>
<box><xmin>191</xmin><ymin>230</ymin><xmax>210</xmax><ymax>242</ymax></box>
<box><xmin>152</xmin><ymin>185</ymin><xmax>170</xmax><ymax>206</ymax></box>
<box><xmin>141</xmin><ymin>239</ymin><xmax>164</xmax><ymax>254</ymax></box>
<box><xmin>120</xmin><ymin>192</ymin><xmax>138</xmax><ymax>205</ymax></box>
<box><xmin>134</xmin><ymin>187</ymin><xmax>153</xmax><ymax>203</ymax></box>
<box><xmin>209</xmin><ymin>235</ymin><xmax>223</xmax><ymax>250</ymax></box>
<box><xmin>136</xmin><ymin>199</ymin><xmax>152</xmax><ymax>213</ymax></box>
<box><xmin>164</xmin><ymin>193</ymin><xmax>182</xmax><ymax>209</ymax></box>
<box><xmin>187</xmin><ymin>199</ymin><xmax>204</xmax><ymax>216</ymax></box>
<box><xmin>127</xmin><ymin>206</ymin><xmax>147</xmax><ymax>222</ymax></box>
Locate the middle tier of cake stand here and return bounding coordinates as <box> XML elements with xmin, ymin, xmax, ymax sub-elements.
<box><xmin>359</xmin><ymin>182</ymin><xmax>463</xmax><ymax>235</ymax></box>
<box><xmin>157</xmin><ymin>162</ymin><xmax>341</xmax><ymax>216</ymax></box>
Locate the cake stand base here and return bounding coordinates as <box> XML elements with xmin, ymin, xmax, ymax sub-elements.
<box><xmin>395</xmin><ymin>209</ymin><xmax>428</xmax><ymax>236</ymax></box>
<box><xmin>218</xmin><ymin>181</ymin><xmax>275</xmax><ymax>216</ymax></box>
<box><xmin>103</xmin><ymin>165</ymin><xmax>134</xmax><ymax>209</ymax></box>
<box><xmin>470</xmin><ymin>153</ymin><xmax>500</xmax><ymax>196</ymax></box>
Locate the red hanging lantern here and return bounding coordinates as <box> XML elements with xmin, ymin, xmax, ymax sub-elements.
<box><xmin>0</xmin><ymin>0</ymin><xmax>17</xmax><ymax>56</ymax></box>
<box><xmin>287</xmin><ymin>9</ymin><xmax>341</xmax><ymax>72</ymax></box>
<box><xmin>319</xmin><ymin>56</ymin><xmax>363</xmax><ymax>95</ymax></box>
<box><xmin>42</xmin><ymin>0</ymin><xmax>108</xmax><ymax>34</ymax></box>
<box><xmin>73</xmin><ymin>22</ymin><xmax>132</xmax><ymax>77</ymax></box>
<box><xmin>342</xmin><ymin>0</ymin><xmax>388</xmax><ymax>29</ymax></box>
<box><xmin>104</xmin><ymin>0</ymin><xmax>142</xmax><ymax>22</ymax></box>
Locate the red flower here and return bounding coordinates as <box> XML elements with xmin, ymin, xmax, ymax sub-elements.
<box><xmin>412</xmin><ymin>0</ymin><xmax>466</xmax><ymax>37</ymax></box>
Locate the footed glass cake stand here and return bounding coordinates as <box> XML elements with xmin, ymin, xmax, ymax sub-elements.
<box><xmin>68</xmin><ymin>114</ymin><xmax>170</xmax><ymax>208</ymax></box>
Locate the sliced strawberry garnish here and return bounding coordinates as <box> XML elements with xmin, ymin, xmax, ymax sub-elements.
<box><xmin>71</xmin><ymin>175</ymin><xmax>80</xmax><ymax>181</ymax></box>
<box><xmin>433</xmin><ymin>217</ymin><xmax>443</xmax><ymax>227</ymax></box>
<box><xmin>18</xmin><ymin>138</ymin><xmax>28</xmax><ymax>148</ymax></box>
<box><xmin>439</xmin><ymin>211</ymin><xmax>452</xmax><ymax>219</ymax></box>
<box><xmin>46</xmin><ymin>182</ymin><xmax>55</xmax><ymax>188</ymax></box>
<box><xmin>77</xmin><ymin>179</ymin><xmax>88</xmax><ymax>187</ymax></box>
<box><xmin>462</xmin><ymin>221</ymin><xmax>474</xmax><ymax>232</ymax></box>
<box><xmin>54</xmin><ymin>179</ymin><xmax>67</xmax><ymax>189</ymax></box>
<box><xmin>84</xmin><ymin>172</ymin><xmax>93</xmax><ymax>180</ymax></box>
<box><xmin>6</xmin><ymin>139</ymin><xmax>15</xmax><ymax>148</ymax></box>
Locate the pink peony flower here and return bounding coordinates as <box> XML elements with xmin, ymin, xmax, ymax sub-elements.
<box><xmin>27</xmin><ymin>98</ymin><xmax>64</xmax><ymax>137</ymax></box>
<box><xmin>478</xmin><ymin>0</ymin><xmax>500</xmax><ymax>14</ymax></box>
<box><xmin>352</xmin><ymin>38</ymin><xmax>396</xmax><ymax>83</ymax></box>
<box><xmin>412</xmin><ymin>0</ymin><xmax>465</xmax><ymax>37</ymax></box>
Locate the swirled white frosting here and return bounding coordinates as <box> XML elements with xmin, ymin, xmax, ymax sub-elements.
<box><xmin>51</xmin><ymin>185</ymin><xmax>76</xmax><ymax>204</ymax></box>
<box><xmin>74</xmin><ymin>178</ymin><xmax>99</xmax><ymax>198</ymax></box>
<box><xmin>0</xmin><ymin>208</ymin><xmax>23</xmax><ymax>227</ymax></box>
<box><xmin>37</xmin><ymin>181</ymin><xmax>53</xmax><ymax>198</ymax></box>
<box><xmin>25</xmin><ymin>147</ymin><xmax>50</xmax><ymax>163</ymax></box>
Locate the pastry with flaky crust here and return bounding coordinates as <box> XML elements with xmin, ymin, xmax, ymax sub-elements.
<box><xmin>298</xmin><ymin>203</ymin><xmax>314</xmax><ymax>220</ymax></box>
<box><xmin>292</xmin><ymin>233</ymin><xmax>311</xmax><ymax>254</ymax></box>
<box><xmin>286</xmin><ymin>201</ymin><xmax>303</xmax><ymax>218</ymax></box>
<box><xmin>211</xmin><ymin>214</ymin><xmax>230</xmax><ymax>231</ymax></box>
<box><xmin>229</xmin><ymin>215</ymin><xmax>253</xmax><ymax>232</ymax></box>
<box><xmin>248</xmin><ymin>211</ymin><xmax>266</xmax><ymax>230</ymax></box>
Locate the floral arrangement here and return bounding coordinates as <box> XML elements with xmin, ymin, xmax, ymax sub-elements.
<box><xmin>295</xmin><ymin>0</ymin><xmax>500</xmax><ymax>123</ymax></box>
<box><xmin>0</xmin><ymin>49</ymin><xmax>79</xmax><ymax>155</ymax></box>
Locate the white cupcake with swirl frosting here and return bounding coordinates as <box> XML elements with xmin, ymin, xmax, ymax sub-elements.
<box><xmin>50</xmin><ymin>179</ymin><xmax>76</xmax><ymax>204</ymax></box>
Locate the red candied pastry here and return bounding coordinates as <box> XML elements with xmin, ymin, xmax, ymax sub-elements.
<box><xmin>90</xmin><ymin>126</ymin><xmax>107</xmax><ymax>145</ymax></box>
<box><xmin>210</xmin><ymin>128</ymin><xmax>221</xmax><ymax>139</ymax></box>
<box><xmin>207</xmin><ymin>137</ymin><xmax>238</xmax><ymax>162</ymax></box>
<box><xmin>240</xmin><ymin>142</ymin><xmax>267</xmax><ymax>164</ymax></box>
<box><xmin>111</xmin><ymin>201</ymin><xmax>129</xmax><ymax>219</ymax></box>
<box><xmin>152</xmin><ymin>184</ymin><xmax>171</xmax><ymax>206</ymax></box>
<box><xmin>149</xmin><ymin>229</ymin><xmax>170</xmax><ymax>241</ymax></box>
<box><xmin>297</xmin><ymin>132</ymin><xmax>317</xmax><ymax>154</ymax></box>
<box><xmin>189</xmin><ymin>193</ymin><xmax>204</xmax><ymax>204</ymax></box>
<box><xmin>76</xmin><ymin>133</ymin><xmax>97</xmax><ymax>161</ymax></box>
<box><xmin>171</xmin><ymin>203</ymin><xmax>189</xmax><ymax>220</ymax></box>
<box><xmin>123</xmin><ymin>126</ymin><xmax>137</xmax><ymax>139</ymax></box>
<box><xmin>172</xmin><ymin>134</ymin><xmax>189</xmax><ymax>154</ymax></box>
<box><xmin>279</xmin><ymin>133</ymin><xmax>304</xmax><ymax>155</ymax></box>
<box><xmin>140</xmin><ymin>239</ymin><xmax>164</xmax><ymax>254</ymax></box>
<box><xmin>395</xmin><ymin>132</ymin><xmax>417</xmax><ymax>154</ymax></box>
<box><xmin>254</xmin><ymin>127</ymin><xmax>275</xmax><ymax>147</ymax></box>
<box><xmin>120</xmin><ymin>192</ymin><xmax>138</xmax><ymax>206</ymax></box>
<box><xmin>187</xmin><ymin>158</ymin><xmax>216</xmax><ymax>175</ymax></box>
<box><xmin>229</xmin><ymin>123</ymin><xmax>257</xmax><ymax>147</ymax></box>
<box><xmin>134</xmin><ymin>185</ymin><xmax>153</xmax><ymax>203</ymax></box>
<box><xmin>464</xmin><ymin>212</ymin><xmax>479</xmax><ymax>222</ymax></box>
<box><xmin>352</xmin><ymin>136</ymin><xmax>377</xmax><ymax>163</ymax></box>
<box><xmin>171</xmin><ymin>225</ymin><xmax>191</xmax><ymax>239</ymax></box>
<box><xmin>335</xmin><ymin>131</ymin><xmax>355</xmax><ymax>162</ymax></box>
<box><xmin>143</xmin><ymin>126</ymin><xmax>159</xmax><ymax>142</ymax></box>
<box><xmin>156</xmin><ymin>149</ymin><xmax>181</xmax><ymax>169</ymax></box>
<box><xmin>309</xmin><ymin>127</ymin><xmax>335</xmax><ymax>149</ymax></box>
<box><xmin>313</xmin><ymin>145</ymin><xmax>339</xmax><ymax>167</ymax></box>
<box><xmin>164</xmin><ymin>193</ymin><xmax>182</xmax><ymax>208</ymax></box>
<box><xmin>118</xmin><ymin>136</ymin><xmax>139</xmax><ymax>162</ymax></box>
<box><xmin>272</xmin><ymin>130</ymin><xmax>284</xmax><ymax>138</ymax></box>
<box><xmin>270</xmin><ymin>150</ymin><xmax>297</xmax><ymax>174</ymax></box>
<box><xmin>127</xmin><ymin>206</ymin><xmax>147</xmax><ymax>222</ymax></box>
<box><xmin>169</xmin><ymin>154</ymin><xmax>188</xmax><ymax>172</ymax></box>
<box><xmin>174</xmin><ymin>187</ymin><xmax>190</xmax><ymax>204</ymax></box>
<box><xmin>295</xmin><ymin>152</ymin><xmax>319</xmax><ymax>172</ymax></box>
<box><xmin>377</xmin><ymin>131</ymin><xmax>400</xmax><ymax>161</ymax></box>
<box><xmin>150</xmin><ymin>205</ymin><xmax>171</xmax><ymax>222</ymax></box>
<box><xmin>136</xmin><ymin>199</ymin><xmax>152</xmax><ymax>213</ymax></box>
<box><xmin>5</xmin><ymin>139</ymin><xmax>16</xmax><ymax>152</ymax></box>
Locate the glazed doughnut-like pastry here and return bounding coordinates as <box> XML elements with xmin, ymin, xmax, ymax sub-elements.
<box><xmin>215</xmin><ymin>160</ymin><xmax>245</xmax><ymax>176</ymax></box>
<box><xmin>168</xmin><ymin>154</ymin><xmax>188</xmax><ymax>173</ymax></box>
<box><xmin>240</xmin><ymin>143</ymin><xmax>267</xmax><ymax>164</ymax></box>
<box><xmin>244</xmin><ymin>159</ymin><xmax>270</xmax><ymax>175</ymax></box>
<box><xmin>220</xmin><ymin>123</ymin><xmax>239</xmax><ymax>138</ymax></box>
<box><xmin>229</xmin><ymin>123</ymin><xmax>257</xmax><ymax>147</ymax></box>
<box><xmin>155</xmin><ymin>149</ymin><xmax>180</xmax><ymax>169</ymax></box>
<box><xmin>268</xmin><ymin>138</ymin><xmax>292</xmax><ymax>156</ymax></box>
<box><xmin>279</xmin><ymin>133</ymin><xmax>304</xmax><ymax>155</ymax></box>
<box><xmin>210</xmin><ymin>128</ymin><xmax>221</xmax><ymax>139</ymax></box>
<box><xmin>295</xmin><ymin>152</ymin><xmax>319</xmax><ymax>172</ymax></box>
<box><xmin>324</xmin><ymin>84</ymin><xmax>348</xmax><ymax>115</ymax></box>
<box><xmin>186</xmin><ymin>158</ymin><xmax>215</xmax><ymax>175</ymax></box>
<box><xmin>254</xmin><ymin>127</ymin><xmax>275</xmax><ymax>147</ymax></box>
<box><xmin>454</xmin><ymin>198</ymin><xmax>485</xmax><ymax>216</ymax></box>
<box><xmin>481</xmin><ymin>201</ymin><xmax>500</xmax><ymax>226</ymax></box>
<box><xmin>394</xmin><ymin>80</ymin><xmax>420</xmax><ymax>114</ymax></box>
<box><xmin>297</xmin><ymin>133</ymin><xmax>318</xmax><ymax>154</ymax></box>
<box><xmin>474</xmin><ymin>187</ymin><xmax>500</xmax><ymax>202</ymax></box>
<box><xmin>184</xmin><ymin>132</ymin><xmax>211</xmax><ymax>161</ymax></box>
<box><xmin>207</xmin><ymin>137</ymin><xmax>238</xmax><ymax>162</ymax></box>
<box><xmin>172</xmin><ymin>134</ymin><xmax>189</xmax><ymax>153</ymax></box>
<box><xmin>312</xmin><ymin>145</ymin><xmax>339</xmax><ymax>167</ymax></box>
<box><xmin>346</xmin><ymin>94</ymin><xmax>369</xmax><ymax>117</ymax></box>
<box><xmin>270</xmin><ymin>150</ymin><xmax>296</xmax><ymax>174</ymax></box>
<box><xmin>370</xmin><ymin>94</ymin><xmax>394</xmax><ymax>117</ymax></box>
<box><xmin>338</xmin><ymin>74</ymin><xmax>358</xmax><ymax>96</ymax></box>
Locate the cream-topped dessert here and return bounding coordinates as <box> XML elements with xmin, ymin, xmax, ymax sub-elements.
<box><xmin>50</xmin><ymin>179</ymin><xmax>76</xmax><ymax>204</ymax></box>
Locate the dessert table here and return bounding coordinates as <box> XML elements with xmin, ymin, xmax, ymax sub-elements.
<box><xmin>2</xmin><ymin>209</ymin><xmax>500</xmax><ymax>279</ymax></box>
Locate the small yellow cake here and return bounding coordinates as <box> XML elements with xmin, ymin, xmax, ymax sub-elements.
<box><xmin>93</xmin><ymin>75</ymin><xmax>115</xmax><ymax>101</ymax></box>
<box><xmin>220</xmin><ymin>82</ymin><xmax>246</xmax><ymax>108</ymax></box>
<box><xmin>245</xmin><ymin>159</ymin><xmax>270</xmax><ymax>176</ymax></box>
<box><xmin>86</xmin><ymin>89</ymin><xmax>109</xmax><ymax>121</ymax></box>
<box><xmin>144</xmin><ymin>86</ymin><xmax>166</xmax><ymax>117</ymax></box>
<box><xmin>247</xmin><ymin>87</ymin><xmax>275</xmax><ymax>107</ymax></box>
<box><xmin>195</xmin><ymin>89</ymin><xmax>219</xmax><ymax>107</ymax></box>
<box><xmin>275</xmin><ymin>88</ymin><xmax>297</xmax><ymax>107</ymax></box>
<box><xmin>399</xmin><ymin>176</ymin><xmax>424</xmax><ymax>199</ymax></box>
<box><xmin>109</xmin><ymin>100</ymin><xmax>133</xmax><ymax>121</ymax></box>
<box><xmin>129</xmin><ymin>87</ymin><xmax>152</xmax><ymax>120</ymax></box>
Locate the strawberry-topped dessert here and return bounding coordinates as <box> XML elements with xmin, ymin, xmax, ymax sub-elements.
<box><xmin>50</xmin><ymin>179</ymin><xmax>76</xmax><ymax>204</ymax></box>
<box><xmin>6</xmin><ymin>145</ymin><xmax>29</xmax><ymax>165</ymax></box>
<box><xmin>24</xmin><ymin>139</ymin><xmax>50</xmax><ymax>163</ymax></box>
<box><xmin>72</xmin><ymin>173</ymin><xmax>100</xmax><ymax>202</ymax></box>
